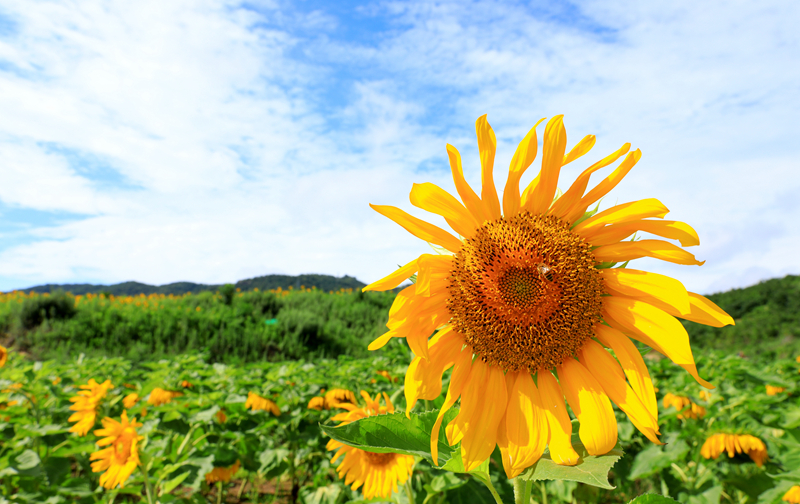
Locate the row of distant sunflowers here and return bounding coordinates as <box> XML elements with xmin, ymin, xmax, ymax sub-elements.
<box><xmin>2</xmin><ymin>340</ymin><xmax>800</xmax><ymax>503</ymax></box>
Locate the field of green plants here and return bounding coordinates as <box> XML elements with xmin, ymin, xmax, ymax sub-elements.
<box><xmin>0</xmin><ymin>280</ymin><xmax>799</xmax><ymax>503</ymax></box>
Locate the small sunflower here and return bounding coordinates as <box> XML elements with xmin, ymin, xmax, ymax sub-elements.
<box><xmin>122</xmin><ymin>393</ymin><xmax>139</xmax><ymax>409</ymax></box>
<box><xmin>662</xmin><ymin>393</ymin><xmax>705</xmax><ymax>420</ymax></box>
<box><xmin>326</xmin><ymin>391</ymin><xmax>415</xmax><ymax>500</ymax></box>
<box><xmin>366</xmin><ymin>115</ymin><xmax>734</xmax><ymax>475</ymax></box>
<box><xmin>205</xmin><ymin>460</ymin><xmax>241</xmax><ymax>484</ymax></box>
<box><xmin>700</xmin><ymin>433</ymin><xmax>767</xmax><ymax>467</ymax></box>
<box><xmin>308</xmin><ymin>396</ymin><xmax>328</xmax><ymax>410</ymax></box>
<box><xmin>784</xmin><ymin>486</ymin><xmax>800</xmax><ymax>503</ymax></box>
<box><xmin>245</xmin><ymin>392</ymin><xmax>280</xmax><ymax>415</ymax></box>
<box><xmin>147</xmin><ymin>387</ymin><xmax>183</xmax><ymax>406</ymax></box>
<box><xmin>68</xmin><ymin>379</ymin><xmax>114</xmax><ymax>436</ymax></box>
<box><xmin>90</xmin><ymin>411</ymin><xmax>143</xmax><ymax>489</ymax></box>
<box><xmin>766</xmin><ymin>385</ymin><xmax>786</xmax><ymax>396</ymax></box>
<box><xmin>325</xmin><ymin>388</ymin><xmax>357</xmax><ymax>408</ymax></box>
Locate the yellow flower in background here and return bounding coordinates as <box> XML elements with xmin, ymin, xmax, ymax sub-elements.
<box><xmin>700</xmin><ymin>433</ymin><xmax>768</xmax><ymax>467</ymax></box>
<box><xmin>90</xmin><ymin>411</ymin><xmax>143</xmax><ymax>489</ymax></box>
<box><xmin>0</xmin><ymin>345</ymin><xmax>8</xmax><ymax>367</ymax></box>
<box><xmin>324</xmin><ymin>388</ymin><xmax>357</xmax><ymax>408</ymax></box>
<box><xmin>662</xmin><ymin>393</ymin><xmax>705</xmax><ymax>419</ymax></box>
<box><xmin>698</xmin><ymin>389</ymin><xmax>712</xmax><ymax>401</ymax></box>
<box><xmin>245</xmin><ymin>392</ymin><xmax>280</xmax><ymax>416</ymax></box>
<box><xmin>216</xmin><ymin>409</ymin><xmax>227</xmax><ymax>423</ymax></box>
<box><xmin>766</xmin><ymin>385</ymin><xmax>786</xmax><ymax>396</ymax></box>
<box><xmin>68</xmin><ymin>379</ymin><xmax>114</xmax><ymax>436</ymax></box>
<box><xmin>147</xmin><ymin>388</ymin><xmax>183</xmax><ymax>406</ymax></box>
<box><xmin>122</xmin><ymin>393</ymin><xmax>139</xmax><ymax>409</ymax></box>
<box><xmin>52</xmin><ymin>377</ymin><xmax>61</xmax><ymax>385</ymax></box>
<box><xmin>180</xmin><ymin>380</ymin><xmax>192</xmax><ymax>388</ymax></box>
<box><xmin>327</xmin><ymin>391</ymin><xmax>415</xmax><ymax>500</ymax></box>
<box><xmin>205</xmin><ymin>460</ymin><xmax>240</xmax><ymax>484</ymax></box>
<box><xmin>308</xmin><ymin>396</ymin><xmax>328</xmax><ymax>410</ymax></box>
<box><xmin>784</xmin><ymin>486</ymin><xmax>800</xmax><ymax>503</ymax></box>
<box><xmin>366</xmin><ymin>115</ymin><xmax>735</xmax><ymax>475</ymax></box>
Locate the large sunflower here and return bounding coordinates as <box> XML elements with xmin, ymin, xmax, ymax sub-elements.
<box><xmin>90</xmin><ymin>411</ymin><xmax>143</xmax><ymax>489</ymax></box>
<box><xmin>365</xmin><ymin>115</ymin><xmax>734</xmax><ymax>477</ymax></box>
<box><xmin>326</xmin><ymin>391</ymin><xmax>415</xmax><ymax>500</ymax></box>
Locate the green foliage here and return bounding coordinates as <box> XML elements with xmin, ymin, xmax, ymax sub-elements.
<box><xmin>0</xmin><ymin>288</ymin><xmax>397</xmax><ymax>363</ymax></box>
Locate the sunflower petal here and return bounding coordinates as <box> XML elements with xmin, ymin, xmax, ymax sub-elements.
<box><xmin>579</xmin><ymin>149</ymin><xmax>642</xmax><ymax>210</ymax></box>
<box><xmin>603</xmin><ymin>296</ymin><xmax>713</xmax><ymax>389</ymax></box>
<box><xmin>682</xmin><ymin>293</ymin><xmax>735</xmax><ymax>327</ymax></box>
<box><xmin>363</xmin><ymin>258</ymin><xmax>418</xmax><ymax>292</ymax></box>
<box><xmin>476</xmin><ymin>115</ymin><xmax>502</xmax><ymax>221</ymax></box>
<box><xmin>446</xmin><ymin>144</ymin><xmax>487</xmax><ymax>223</ymax></box>
<box><xmin>594</xmin><ymin>240</ymin><xmax>705</xmax><ymax>266</ymax></box>
<box><xmin>552</xmin><ymin>143</ymin><xmax>631</xmax><ymax>223</ymax></box>
<box><xmin>583</xmin><ymin>220</ymin><xmax>700</xmax><ymax>247</ymax></box>
<box><xmin>430</xmin><ymin>348</ymin><xmax>473</xmax><ymax>465</ymax></box>
<box><xmin>558</xmin><ymin>358</ymin><xmax>618</xmax><ymax>456</ymax></box>
<box><xmin>537</xmin><ymin>370</ymin><xmax>579</xmax><ymax>465</ymax></box>
<box><xmin>415</xmin><ymin>254</ymin><xmax>454</xmax><ymax>296</ymax></box>
<box><xmin>457</xmin><ymin>361</ymin><xmax>507</xmax><ymax>471</ymax></box>
<box><xmin>370</xmin><ymin>204</ymin><xmax>462</xmax><ymax>253</ymax></box>
<box><xmin>526</xmin><ymin>115</ymin><xmax>567</xmax><ymax>215</ymax></box>
<box><xmin>601</xmin><ymin>268</ymin><xmax>691</xmax><ymax>316</ymax></box>
<box><xmin>503</xmin><ymin>118</ymin><xmax>545</xmax><ymax>218</ymax></box>
<box><xmin>404</xmin><ymin>328</ymin><xmax>462</xmax><ymax>415</ymax></box>
<box><xmin>593</xmin><ymin>324</ymin><xmax>658</xmax><ymax>419</ymax></box>
<box><xmin>410</xmin><ymin>183</ymin><xmax>479</xmax><ymax>238</ymax></box>
<box><xmin>499</xmin><ymin>371</ymin><xmax>549</xmax><ymax>478</ymax></box>
<box><xmin>573</xmin><ymin>198</ymin><xmax>669</xmax><ymax>234</ymax></box>
<box><xmin>579</xmin><ymin>340</ymin><xmax>662</xmax><ymax>445</ymax></box>
<box><xmin>562</xmin><ymin>135</ymin><xmax>596</xmax><ymax>166</ymax></box>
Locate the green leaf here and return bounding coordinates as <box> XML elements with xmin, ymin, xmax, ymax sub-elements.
<box><xmin>160</xmin><ymin>470</ymin><xmax>191</xmax><ymax>496</ymax></box>
<box><xmin>519</xmin><ymin>441</ymin><xmax>623</xmax><ymax>490</ymax></box>
<box><xmin>189</xmin><ymin>405</ymin><xmax>219</xmax><ymax>423</ymax></box>
<box><xmin>628</xmin><ymin>440</ymin><xmax>690</xmax><ymax>480</ymax></box>
<box><xmin>13</xmin><ymin>449</ymin><xmax>43</xmax><ymax>477</ymax></box>
<box><xmin>320</xmin><ymin>409</ymin><xmax>459</xmax><ymax>465</ymax></box>
<box><xmin>628</xmin><ymin>495</ymin><xmax>680</xmax><ymax>504</ymax></box>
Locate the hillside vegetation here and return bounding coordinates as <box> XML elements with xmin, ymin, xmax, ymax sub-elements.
<box><xmin>1</xmin><ymin>275</ymin><xmax>799</xmax><ymax>363</ymax></box>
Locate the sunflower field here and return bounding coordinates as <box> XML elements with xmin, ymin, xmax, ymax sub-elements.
<box><xmin>0</xmin><ymin>337</ymin><xmax>799</xmax><ymax>504</ymax></box>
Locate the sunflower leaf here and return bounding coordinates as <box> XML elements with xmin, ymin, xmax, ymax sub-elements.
<box><xmin>320</xmin><ymin>409</ymin><xmax>460</xmax><ymax>466</ymax></box>
<box><xmin>519</xmin><ymin>441</ymin><xmax>624</xmax><ymax>490</ymax></box>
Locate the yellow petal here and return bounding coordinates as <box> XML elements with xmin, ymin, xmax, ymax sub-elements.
<box><xmin>430</xmin><ymin>348</ymin><xmax>473</xmax><ymax>465</ymax></box>
<box><xmin>415</xmin><ymin>254</ymin><xmax>454</xmax><ymax>296</ymax></box>
<box><xmin>537</xmin><ymin>370</ymin><xmax>579</xmax><ymax>465</ymax></box>
<box><xmin>363</xmin><ymin>258</ymin><xmax>418</xmax><ymax>292</ymax></box>
<box><xmin>562</xmin><ymin>135</ymin><xmax>596</xmax><ymax>166</ymax></box>
<box><xmin>525</xmin><ymin>115</ymin><xmax>567</xmax><ymax>215</ymax></box>
<box><xmin>579</xmin><ymin>340</ymin><xmax>661</xmax><ymax>445</ymax></box>
<box><xmin>603</xmin><ymin>297</ymin><xmax>713</xmax><ymax>389</ymax></box>
<box><xmin>583</xmin><ymin>220</ymin><xmax>700</xmax><ymax>247</ymax></box>
<box><xmin>594</xmin><ymin>240</ymin><xmax>705</xmax><ymax>266</ymax></box>
<box><xmin>410</xmin><ymin>183</ymin><xmax>479</xmax><ymax>239</ymax></box>
<box><xmin>557</xmin><ymin>358</ymin><xmax>618</xmax><ymax>456</ymax></box>
<box><xmin>457</xmin><ymin>361</ymin><xmax>507</xmax><ymax>471</ymax></box>
<box><xmin>503</xmin><ymin>118</ymin><xmax>545</xmax><ymax>218</ymax></box>
<box><xmin>593</xmin><ymin>324</ymin><xmax>658</xmax><ymax>420</ymax></box>
<box><xmin>476</xmin><ymin>115</ymin><xmax>502</xmax><ymax>221</ymax></box>
<box><xmin>368</xmin><ymin>331</ymin><xmax>394</xmax><ymax>351</ymax></box>
<box><xmin>446</xmin><ymin>144</ymin><xmax>487</xmax><ymax>223</ymax></box>
<box><xmin>370</xmin><ymin>204</ymin><xmax>462</xmax><ymax>253</ymax></box>
<box><xmin>551</xmin><ymin>143</ymin><xmax>631</xmax><ymax>223</ymax></box>
<box><xmin>500</xmin><ymin>371</ymin><xmax>549</xmax><ymax>478</ymax></box>
<box><xmin>578</xmin><ymin>149</ymin><xmax>642</xmax><ymax>211</ymax></box>
<box><xmin>601</xmin><ymin>268</ymin><xmax>691</xmax><ymax>316</ymax></box>
<box><xmin>573</xmin><ymin>198</ymin><xmax>669</xmax><ymax>234</ymax></box>
<box><xmin>404</xmin><ymin>327</ymin><xmax>462</xmax><ymax>414</ymax></box>
<box><xmin>682</xmin><ymin>293</ymin><xmax>735</xmax><ymax>327</ymax></box>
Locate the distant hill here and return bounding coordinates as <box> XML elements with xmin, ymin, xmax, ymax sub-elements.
<box><xmin>12</xmin><ymin>274</ymin><xmax>366</xmax><ymax>296</ymax></box>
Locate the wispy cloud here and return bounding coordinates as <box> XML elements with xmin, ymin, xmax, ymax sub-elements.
<box><xmin>0</xmin><ymin>0</ymin><xmax>798</xmax><ymax>293</ymax></box>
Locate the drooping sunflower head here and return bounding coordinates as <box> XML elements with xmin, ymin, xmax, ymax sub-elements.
<box><xmin>245</xmin><ymin>391</ymin><xmax>280</xmax><ymax>415</ymax></box>
<box><xmin>700</xmin><ymin>433</ymin><xmax>767</xmax><ymax>467</ymax></box>
<box><xmin>365</xmin><ymin>114</ymin><xmax>735</xmax><ymax>475</ymax></box>
<box><xmin>326</xmin><ymin>391</ymin><xmax>415</xmax><ymax>500</ymax></box>
<box><xmin>205</xmin><ymin>460</ymin><xmax>241</xmax><ymax>484</ymax></box>
<box><xmin>90</xmin><ymin>411</ymin><xmax>143</xmax><ymax>489</ymax></box>
<box><xmin>147</xmin><ymin>387</ymin><xmax>183</xmax><ymax>406</ymax></box>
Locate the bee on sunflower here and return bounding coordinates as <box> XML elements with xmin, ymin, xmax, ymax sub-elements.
<box><xmin>365</xmin><ymin>115</ymin><xmax>734</xmax><ymax>476</ymax></box>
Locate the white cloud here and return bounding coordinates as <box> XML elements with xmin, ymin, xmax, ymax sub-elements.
<box><xmin>0</xmin><ymin>0</ymin><xmax>798</xmax><ymax>294</ymax></box>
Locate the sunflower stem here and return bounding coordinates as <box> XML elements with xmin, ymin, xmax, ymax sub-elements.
<box><xmin>139</xmin><ymin>464</ymin><xmax>154</xmax><ymax>504</ymax></box>
<box><xmin>405</xmin><ymin>478</ymin><xmax>416</xmax><ymax>504</ymax></box>
<box><xmin>513</xmin><ymin>478</ymin><xmax>533</xmax><ymax>504</ymax></box>
<box><xmin>477</xmin><ymin>474</ymin><xmax>504</xmax><ymax>504</ymax></box>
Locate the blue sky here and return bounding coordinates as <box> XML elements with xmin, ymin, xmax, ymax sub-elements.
<box><xmin>0</xmin><ymin>0</ymin><xmax>798</xmax><ymax>294</ymax></box>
